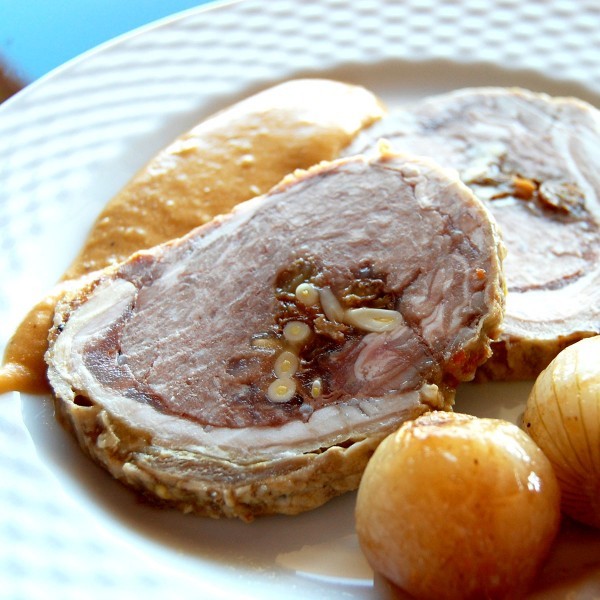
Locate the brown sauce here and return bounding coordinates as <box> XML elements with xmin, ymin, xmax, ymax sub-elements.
<box><xmin>0</xmin><ymin>79</ymin><xmax>384</xmax><ymax>395</ymax></box>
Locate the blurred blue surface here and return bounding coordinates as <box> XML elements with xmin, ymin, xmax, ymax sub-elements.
<box><xmin>0</xmin><ymin>0</ymin><xmax>213</xmax><ymax>82</ymax></box>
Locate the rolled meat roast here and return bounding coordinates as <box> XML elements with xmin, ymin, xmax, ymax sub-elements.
<box><xmin>46</xmin><ymin>151</ymin><xmax>505</xmax><ymax>520</ymax></box>
<box><xmin>346</xmin><ymin>88</ymin><xmax>600</xmax><ymax>380</ymax></box>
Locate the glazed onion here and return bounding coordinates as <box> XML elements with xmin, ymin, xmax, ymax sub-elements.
<box><xmin>522</xmin><ymin>335</ymin><xmax>600</xmax><ymax>528</ymax></box>
<box><xmin>355</xmin><ymin>411</ymin><xmax>561</xmax><ymax>600</ymax></box>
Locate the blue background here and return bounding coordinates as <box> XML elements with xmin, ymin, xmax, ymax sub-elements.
<box><xmin>0</xmin><ymin>1</ymin><xmax>213</xmax><ymax>83</ymax></box>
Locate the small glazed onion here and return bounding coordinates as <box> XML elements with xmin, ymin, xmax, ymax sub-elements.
<box><xmin>523</xmin><ymin>335</ymin><xmax>600</xmax><ymax>528</ymax></box>
<box><xmin>355</xmin><ymin>411</ymin><xmax>561</xmax><ymax>600</ymax></box>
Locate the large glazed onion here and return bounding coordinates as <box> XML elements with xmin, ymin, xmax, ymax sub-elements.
<box><xmin>355</xmin><ymin>412</ymin><xmax>561</xmax><ymax>600</ymax></box>
<box><xmin>523</xmin><ymin>335</ymin><xmax>600</xmax><ymax>528</ymax></box>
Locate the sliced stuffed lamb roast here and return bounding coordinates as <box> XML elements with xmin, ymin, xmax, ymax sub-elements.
<box><xmin>46</xmin><ymin>151</ymin><xmax>504</xmax><ymax>520</ymax></box>
<box><xmin>345</xmin><ymin>87</ymin><xmax>600</xmax><ymax>380</ymax></box>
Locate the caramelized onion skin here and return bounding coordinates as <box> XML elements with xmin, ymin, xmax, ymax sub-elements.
<box><xmin>355</xmin><ymin>411</ymin><xmax>561</xmax><ymax>600</ymax></box>
<box><xmin>523</xmin><ymin>335</ymin><xmax>600</xmax><ymax>528</ymax></box>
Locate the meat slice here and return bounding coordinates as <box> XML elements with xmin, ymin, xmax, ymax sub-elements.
<box><xmin>345</xmin><ymin>87</ymin><xmax>600</xmax><ymax>380</ymax></box>
<box><xmin>46</xmin><ymin>151</ymin><xmax>504</xmax><ymax>521</ymax></box>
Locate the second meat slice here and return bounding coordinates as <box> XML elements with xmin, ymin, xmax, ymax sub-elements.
<box><xmin>46</xmin><ymin>151</ymin><xmax>505</xmax><ymax>521</ymax></box>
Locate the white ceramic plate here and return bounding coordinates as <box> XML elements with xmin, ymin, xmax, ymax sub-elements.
<box><xmin>1</xmin><ymin>1</ymin><xmax>600</xmax><ymax>598</ymax></box>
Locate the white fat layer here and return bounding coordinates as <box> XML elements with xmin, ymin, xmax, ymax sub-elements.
<box><xmin>48</xmin><ymin>278</ymin><xmax>137</xmax><ymax>398</ymax></box>
<box><xmin>506</xmin><ymin>269</ymin><xmax>600</xmax><ymax>336</ymax></box>
<box><xmin>48</xmin><ymin>280</ymin><xmax>429</xmax><ymax>464</ymax></box>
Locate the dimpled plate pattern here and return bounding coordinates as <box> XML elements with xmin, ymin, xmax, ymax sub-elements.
<box><xmin>1</xmin><ymin>0</ymin><xmax>600</xmax><ymax>598</ymax></box>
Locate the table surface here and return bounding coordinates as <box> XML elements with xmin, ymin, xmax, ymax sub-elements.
<box><xmin>0</xmin><ymin>0</ymin><xmax>212</xmax><ymax>87</ymax></box>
